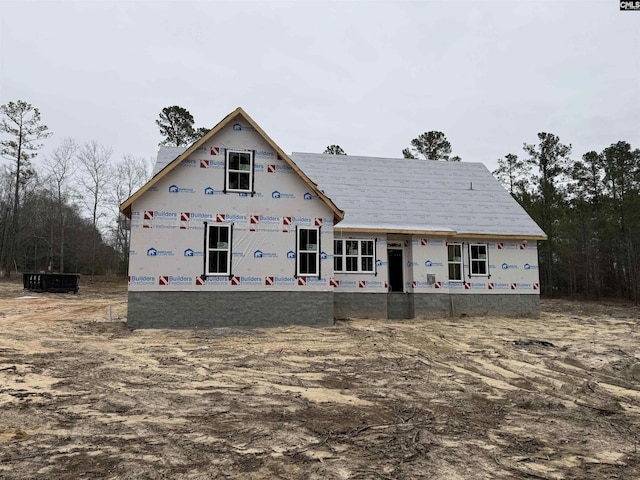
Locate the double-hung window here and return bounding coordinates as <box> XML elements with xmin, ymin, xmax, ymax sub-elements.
<box><xmin>447</xmin><ymin>243</ymin><xmax>463</xmax><ymax>281</ymax></box>
<box><xmin>297</xmin><ymin>227</ymin><xmax>320</xmax><ymax>277</ymax></box>
<box><xmin>205</xmin><ymin>224</ymin><xmax>232</xmax><ymax>276</ymax></box>
<box><xmin>334</xmin><ymin>239</ymin><xmax>375</xmax><ymax>273</ymax></box>
<box><xmin>470</xmin><ymin>244</ymin><xmax>488</xmax><ymax>276</ymax></box>
<box><xmin>225</xmin><ymin>150</ymin><xmax>253</xmax><ymax>193</ymax></box>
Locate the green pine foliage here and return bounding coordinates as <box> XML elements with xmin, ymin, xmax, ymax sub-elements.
<box><xmin>0</xmin><ymin>100</ymin><xmax>52</xmax><ymax>276</ymax></box>
<box><xmin>403</xmin><ymin>131</ymin><xmax>460</xmax><ymax>161</ymax></box>
<box><xmin>156</xmin><ymin>106</ymin><xmax>209</xmax><ymax>147</ymax></box>
<box><xmin>494</xmin><ymin>135</ymin><xmax>640</xmax><ymax>301</ymax></box>
<box><xmin>324</xmin><ymin>145</ymin><xmax>347</xmax><ymax>155</ymax></box>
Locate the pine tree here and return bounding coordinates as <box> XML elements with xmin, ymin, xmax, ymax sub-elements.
<box><xmin>402</xmin><ymin>131</ymin><xmax>458</xmax><ymax>161</ymax></box>
<box><xmin>0</xmin><ymin>100</ymin><xmax>52</xmax><ymax>277</ymax></box>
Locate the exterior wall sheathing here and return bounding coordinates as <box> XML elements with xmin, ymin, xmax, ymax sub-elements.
<box><xmin>128</xmin><ymin>120</ymin><xmax>335</xmax><ymax>295</ymax></box>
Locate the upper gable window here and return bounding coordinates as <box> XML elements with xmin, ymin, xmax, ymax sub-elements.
<box><xmin>225</xmin><ymin>150</ymin><xmax>254</xmax><ymax>193</ymax></box>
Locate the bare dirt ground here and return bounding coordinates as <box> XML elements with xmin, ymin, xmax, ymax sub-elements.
<box><xmin>0</xmin><ymin>277</ymin><xmax>639</xmax><ymax>479</ymax></box>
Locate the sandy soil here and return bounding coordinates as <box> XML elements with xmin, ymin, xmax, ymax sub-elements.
<box><xmin>0</xmin><ymin>277</ymin><xmax>639</xmax><ymax>479</ymax></box>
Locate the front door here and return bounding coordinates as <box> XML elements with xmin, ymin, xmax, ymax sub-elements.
<box><xmin>388</xmin><ymin>249</ymin><xmax>404</xmax><ymax>292</ymax></box>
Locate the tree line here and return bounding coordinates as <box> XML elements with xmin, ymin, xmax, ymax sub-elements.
<box><xmin>0</xmin><ymin>101</ymin><xmax>149</xmax><ymax>278</ymax></box>
<box><xmin>493</xmin><ymin>134</ymin><xmax>640</xmax><ymax>302</ymax></box>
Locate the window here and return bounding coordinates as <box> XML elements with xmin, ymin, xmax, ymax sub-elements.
<box><xmin>448</xmin><ymin>243</ymin><xmax>463</xmax><ymax>281</ymax></box>
<box><xmin>297</xmin><ymin>227</ymin><xmax>319</xmax><ymax>277</ymax></box>
<box><xmin>334</xmin><ymin>240</ymin><xmax>343</xmax><ymax>272</ymax></box>
<box><xmin>470</xmin><ymin>244</ymin><xmax>488</xmax><ymax>276</ymax></box>
<box><xmin>205</xmin><ymin>224</ymin><xmax>231</xmax><ymax>275</ymax></box>
<box><xmin>226</xmin><ymin>150</ymin><xmax>253</xmax><ymax>193</ymax></box>
<box><xmin>334</xmin><ymin>239</ymin><xmax>375</xmax><ymax>273</ymax></box>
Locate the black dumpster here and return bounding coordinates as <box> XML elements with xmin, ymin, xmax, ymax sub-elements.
<box><xmin>23</xmin><ymin>273</ymin><xmax>80</xmax><ymax>293</ymax></box>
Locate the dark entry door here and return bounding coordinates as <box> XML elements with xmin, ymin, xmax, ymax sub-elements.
<box><xmin>388</xmin><ymin>249</ymin><xmax>404</xmax><ymax>292</ymax></box>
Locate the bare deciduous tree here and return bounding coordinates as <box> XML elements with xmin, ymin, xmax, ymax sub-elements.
<box><xmin>108</xmin><ymin>155</ymin><xmax>149</xmax><ymax>274</ymax></box>
<box><xmin>42</xmin><ymin>138</ymin><xmax>78</xmax><ymax>272</ymax></box>
<box><xmin>77</xmin><ymin>141</ymin><xmax>112</xmax><ymax>277</ymax></box>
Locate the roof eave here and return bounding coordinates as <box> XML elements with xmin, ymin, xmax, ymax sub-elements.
<box><xmin>455</xmin><ymin>232</ymin><xmax>547</xmax><ymax>241</ymax></box>
<box><xmin>335</xmin><ymin>227</ymin><xmax>455</xmax><ymax>236</ymax></box>
<box><xmin>335</xmin><ymin>226</ymin><xmax>547</xmax><ymax>241</ymax></box>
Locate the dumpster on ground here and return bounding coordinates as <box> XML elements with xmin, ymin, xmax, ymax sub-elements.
<box><xmin>23</xmin><ymin>273</ymin><xmax>80</xmax><ymax>293</ymax></box>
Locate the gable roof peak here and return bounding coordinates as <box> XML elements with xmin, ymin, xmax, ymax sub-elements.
<box><xmin>120</xmin><ymin>108</ymin><xmax>343</xmax><ymax>222</ymax></box>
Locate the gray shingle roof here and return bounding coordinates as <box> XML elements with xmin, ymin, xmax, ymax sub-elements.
<box><xmin>152</xmin><ymin>146</ymin><xmax>187</xmax><ymax>176</ymax></box>
<box><xmin>151</xmin><ymin>147</ymin><xmax>545</xmax><ymax>238</ymax></box>
<box><xmin>289</xmin><ymin>153</ymin><xmax>545</xmax><ymax>238</ymax></box>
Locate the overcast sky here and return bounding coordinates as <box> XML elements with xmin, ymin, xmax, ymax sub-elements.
<box><xmin>1</xmin><ymin>0</ymin><xmax>638</xmax><ymax>174</ymax></box>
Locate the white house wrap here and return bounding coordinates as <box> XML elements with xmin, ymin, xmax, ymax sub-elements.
<box><xmin>121</xmin><ymin>108</ymin><xmax>545</xmax><ymax>328</ymax></box>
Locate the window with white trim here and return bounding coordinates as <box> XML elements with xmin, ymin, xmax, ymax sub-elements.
<box><xmin>447</xmin><ymin>243</ymin><xmax>463</xmax><ymax>281</ymax></box>
<box><xmin>470</xmin><ymin>244</ymin><xmax>488</xmax><ymax>276</ymax></box>
<box><xmin>225</xmin><ymin>150</ymin><xmax>253</xmax><ymax>193</ymax></box>
<box><xmin>205</xmin><ymin>224</ymin><xmax>231</xmax><ymax>275</ymax></box>
<box><xmin>297</xmin><ymin>227</ymin><xmax>319</xmax><ymax>277</ymax></box>
<box><xmin>334</xmin><ymin>239</ymin><xmax>375</xmax><ymax>273</ymax></box>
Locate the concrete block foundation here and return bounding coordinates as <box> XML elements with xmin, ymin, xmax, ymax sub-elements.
<box><xmin>128</xmin><ymin>291</ymin><xmax>540</xmax><ymax>328</ymax></box>
<box><xmin>127</xmin><ymin>291</ymin><xmax>334</xmax><ymax>329</ymax></box>
<box><xmin>333</xmin><ymin>292</ymin><xmax>539</xmax><ymax>320</ymax></box>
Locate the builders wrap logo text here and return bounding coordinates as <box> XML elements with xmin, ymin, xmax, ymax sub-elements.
<box><xmin>272</xmin><ymin>190</ymin><xmax>296</xmax><ymax>199</ymax></box>
<box><xmin>253</xmin><ymin>250</ymin><xmax>278</xmax><ymax>258</ymax></box>
<box><xmin>147</xmin><ymin>211</ymin><xmax>177</xmax><ymax>218</ymax></box>
<box><xmin>146</xmin><ymin>247</ymin><xmax>174</xmax><ymax>257</ymax></box>
<box><xmin>159</xmin><ymin>275</ymin><xmax>193</xmax><ymax>286</ymax></box>
<box><xmin>169</xmin><ymin>184</ymin><xmax>195</xmax><ymax>194</ymax></box>
<box><xmin>129</xmin><ymin>275</ymin><xmax>155</xmax><ymax>285</ymax></box>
